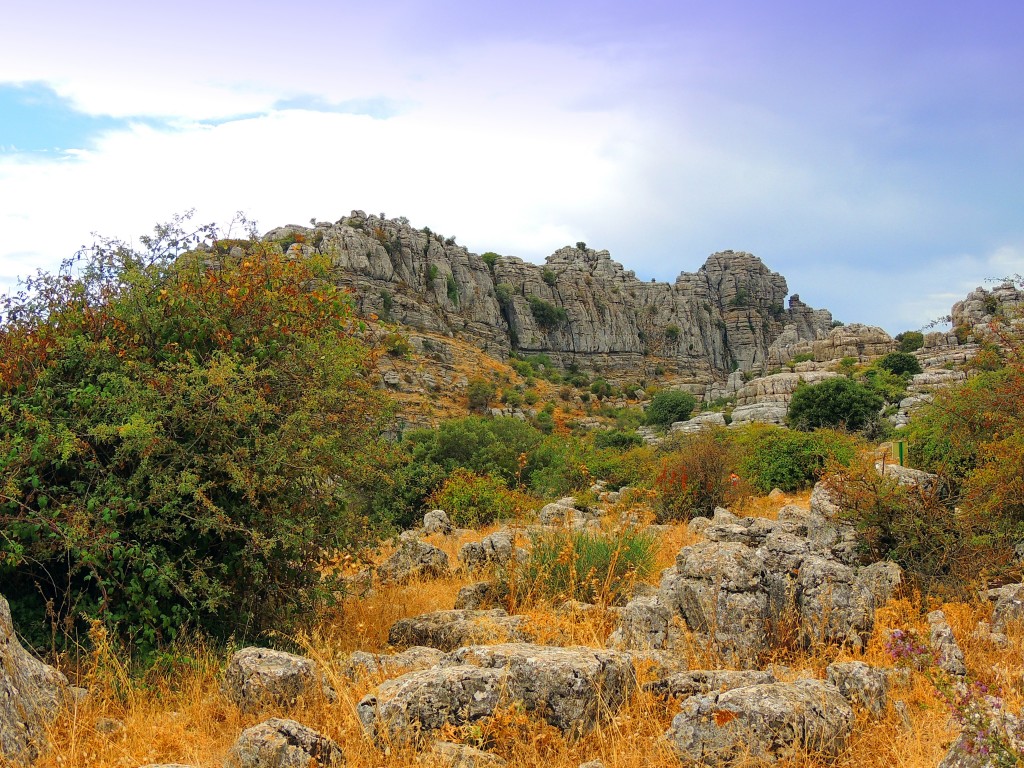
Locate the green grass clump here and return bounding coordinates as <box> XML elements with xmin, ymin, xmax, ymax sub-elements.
<box><xmin>513</xmin><ymin>527</ymin><xmax>657</xmax><ymax>605</ymax></box>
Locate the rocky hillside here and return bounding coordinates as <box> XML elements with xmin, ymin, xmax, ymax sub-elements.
<box><xmin>264</xmin><ymin>212</ymin><xmax>835</xmax><ymax>385</ymax></box>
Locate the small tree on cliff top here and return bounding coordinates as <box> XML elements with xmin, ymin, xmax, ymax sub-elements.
<box><xmin>0</xmin><ymin>215</ymin><xmax>392</xmax><ymax>652</ymax></box>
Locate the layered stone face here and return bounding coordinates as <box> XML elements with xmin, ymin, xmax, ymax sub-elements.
<box><xmin>262</xmin><ymin>213</ymin><xmax>834</xmax><ymax>379</ymax></box>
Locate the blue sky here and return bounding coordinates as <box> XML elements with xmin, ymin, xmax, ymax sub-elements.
<box><xmin>1</xmin><ymin>0</ymin><xmax>1022</xmax><ymax>332</ymax></box>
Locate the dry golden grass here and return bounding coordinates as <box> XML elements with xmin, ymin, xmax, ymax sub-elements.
<box><xmin>26</xmin><ymin>494</ymin><xmax>1024</xmax><ymax>768</ymax></box>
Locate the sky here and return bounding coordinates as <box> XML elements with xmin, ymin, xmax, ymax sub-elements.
<box><xmin>1</xmin><ymin>1</ymin><xmax>1022</xmax><ymax>333</ymax></box>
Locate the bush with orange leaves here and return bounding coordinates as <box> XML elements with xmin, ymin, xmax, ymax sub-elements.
<box><xmin>0</xmin><ymin>215</ymin><xmax>392</xmax><ymax>655</ymax></box>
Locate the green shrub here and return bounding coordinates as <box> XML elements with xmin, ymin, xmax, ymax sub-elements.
<box><xmin>0</xmin><ymin>220</ymin><xmax>391</xmax><ymax>652</ymax></box>
<box><xmin>790</xmin><ymin>352</ymin><xmax>815</xmax><ymax>364</ymax></box>
<box><xmin>787</xmin><ymin>377</ymin><xmax>883</xmax><ymax>432</ymax></box>
<box><xmin>665</xmin><ymin>325</ymin><xmax>681</xmax><ymax>342</ymax></box>
<box><xmin>541</xmin><ymin>267</ymin><xmax>558</xmax><ymax>286</ymax></box>
<box><xmin>645</xmin><ymin>390</ymin><xmax>697</xmax><ymax>427</ymax></box>
<box><xmin>446</xmin><ymin>274</ymin><xmax>460</xmax><ymax>305</ymax></box>
<box><xmin>734</xmin><ymin>424</ymin><xmax>858</xmax><ymax>493</ymax></box>
<box><xmin>501</xmin><ymin>388</ymin><xmax>523</xmax><ymax>407</ymax></box>
<box><xmin>481</xmin><ymin>252</ymin><xmax>499</xmax><ymax>270</ymax></box>
<box><xmin>466</xmin><ymin>377</ymin><xmax>496</xmax><ymax>413</ymax></box>
<box><xmin>427</xmin><ymin>264</ymin><xmax>439</xmax><ymax>281</ymax></box>
<box><xmin>861</xmin><ymin>366</ymin><xmax>910</xmax><ymax>404</ymax></box>
<box><xmin>590</xmin><ymin>378</ymin><xmax>612</xmax><ymax>399</ymax></box>
<box><xmin>512</xmin><ymin>527</ymin><xmax>657</xmax><ymax>605</ymax></box>
<box><xmin>825</xmin><ymin>457</ymin><xmax>1012</xmax><ymax>597</ymax></box>
<box><xmin>877</xmin><ymin>352</ymin><xmax>922</xmax><ymax>377</ymax></box>
<box><xmin>426</xmin><ymin>469</ymin><xmax>533</xmax><ymax>528</ymax></box>
<box><xmin>528</xmin><ymin>296</ymin><xmax>568</xmax><ymax>329</ymax></box>
<box><xmin>895</xmin><ymin>331</ymin><xmax>925</xmax><ymax>353</ymax></box>
<box><xmin>654</xmin><ymin>429</ymin><xmax>739</xmax><ymax>521</ymax></box>
<box><xmin>593</xmin><ymin>429</ymin><xmax>644</xmax><ymax>450</ymax></box>
<box><xmin>495</xmin><ymin>282</ymin><xmax>514</xmax><ymax>306</ymax></box>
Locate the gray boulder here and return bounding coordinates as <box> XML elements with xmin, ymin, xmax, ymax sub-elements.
<box><xmin>388</xmin><ymin>609</ymin><xmax>532</xmax><ymax>652</ymax></box>
<box><xmin>826</xmin><ymin>661</ymin><xmax>889</xmax><ymax>716</ymax></box>
<box><xmin>797</xmin><ymin>555</ymin><xmax>875</xmax><ymax>650</ymax></box>
<box><xmin>928</xmin><ymin>610</ymin><xmax>967</xmax><ymax>676</ymax></box>
<box><xmin>606</xmin><ymin>595</ymin><xmax>678</xmax><ymax>651</ymax></box>
<box><xmin>343</xmin><ymin>646</ymin><xmax>444</xmax><ymax>680</ymax></box>
<box><xmin>221</xmin><ymin>647</ymin><xmax>334</xmax><ymax>713</ymax></box>
<box><xmin>377</xmin><ymin>539</ymin><xmax>451</xmax><ymax>584</ymax></box>
<box><xmin>225</xmin><ymin>718</ymin><xmax>343</xmax><ymax>768</ymax></box>
<box><xmin>665</xmin><ymin>679</ymin><xmax>853</xmax><ymax>765</ymax></box>
<box><xmin>992</xmin><ymin>583</ymin><xmax>1024</xmax><ymax>633</ymax></box>
<box><xmin>647</xmin><ymin>669</ymin><xmax>777</xmax><ymax>699</ymax></box>
<box><xmin>423</xmin><ymin>509</ymin><xmax>454</xmax><ymax>535</ymax></box>
<box><xmin>429</xmin><ymin>741</ymin><xmax>507</xmax><ymax>767</ymax></box>
<box><xmin>660</xmin><ymin>542</ymin><xmax>769</xmax><ymax>666</ymax></box>
<box><xmin>357</xmin><ymin>666</ymin><xmax>507</xmax><ymax>744</ymax></box>
<box><xmin>458</xmin><ymin>530</ymin><xmax>523</xmax><ymax>571</ymax></box>
<box><xmin>440</xmin><ymin>643</ymin><xmax>636</xmax><ymax>735</ymax></box>
<box><xmin>1</xmin><ymin>593</ymin><xmax>69</xmax><ymax>762</ymax></box>
<box><xmin>453</xmin><ymin>581</ymin><xmax>503</xmax><ymax>610</ymax></box>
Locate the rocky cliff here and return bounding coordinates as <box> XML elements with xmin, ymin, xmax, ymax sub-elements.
<box><xmin>264</xmin><ymin>212</ymin><xmax>835</xmax><ymax>385</ymax></box>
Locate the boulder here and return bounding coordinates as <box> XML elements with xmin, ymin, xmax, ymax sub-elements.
<box><xmin>606</xmin><ymin>595</ymin><xmax>678</xmax><ymax>651</ymax></box>
<box><xmin>221</xmin><ymin>647</ymin><xmax>334</xmax><ymax>713</ymax></box>
<box><xmin>343</xmin><ymin>646</ymin><xmax>444</xmax><ymax>680</ymax></box>
<box><xmin>797</xmin><ymin>555</ymin><xmax>875</xmax><ymax>650</ymax></box>
<box><xmin>357</xmin><ymin>666</ymin><xmax>508</xmax><ymax>744</ymax></box>
<box><xmin>428</xmin><ymin>741</ymin><xmax>507</xmax><ymax>767</ymax></box>
<box><xmin>647</xmin><ymin>669</ymin><xmax>777</xmax><ymax>699</ymax></box>
<box><xmin>458</xmin><ymin>530</ymin><xmax>523</xmax><ymax>571</ymax></box>
<box><xmin>453</xmin><ymin>581</ymin><xmax>503</xmax><ymax>610</ymax></box>
<box><xmin>826</xmin><ymin>661</ymin><xmax>889</xmax><ymax>716</ymax></box>
<box><xmin>225</xmin><ymin>718</ymin><xmax>344</xmax><ymax>768</ymax></box>
<box><xmin>440</xmin><ymin>644</ymin><xmax>636</xmax><ymax>735</ymax></box>
<box><xmin>1</xmin><ymin>593</ymin><xmax>69</xmax><ymax>762</ymax></box>
<box><xmin>377</xmin><ymin>539</ymin><xmax>451</xmax><ymax>584</ymax></box>
<box><xmin>992</xmin><ymin>583</ymin><xmax>1024</xmax><ymax>633</ymax></box>
<box><xmin>423</xmin><ymin>509</ymin><xmax>454</xmax><ymax>535</ymax></box>
<box><xmin>388</xmin><ymin>609</ymin><xmax>532</xmax><ymax>652</ymax></box>
<box><xmin>660</xmin><ymin>541</ymin><xmax>769</xmax><ymax>666</ymax></box>
<box><xmin>665</xmin><ymin>679</ymin><xmax>853</xmax><ymax>765</ymax></box>
<box><xmin>928</xmin><ymin>610</ymin><xmax>967</xmax><ymax>676</ymax></box>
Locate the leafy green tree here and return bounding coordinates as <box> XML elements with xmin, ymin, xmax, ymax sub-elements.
<box><xmin>644</xmin><ymin>390</ymin><xmax>697</xmax><ymax>427</ymax></box>
<box><xmin>528</xmin><ymin>296</ymin><xmax>568</xmax><ymax>329</ymax></box>
<box><xmin>734</xmin><ymin>424</ymin><xmax>858</xmax><ymax>493</ymax></box>
<box><xmin>895</xmin><ymin>331</ymin><xmax>925</xmax><ymax>352</ymax></box>
<box><xmin>466</xmin><ymin>377</ymin><xmax>497</xmax><ymax>412</ymax></box>
<box><xmin>0</xmin><ymin>218</ymin><xmax>391</xmax><ymax>651</ymax></box>
<box><xmin>787</xmin><ymin>377</ymin><xmax>883</xmax><ymax>432</ymax></box>
<box><xmin>877</xmin><ymin>351</ymin><xmax>923</xmax><ymax>377</ymax></box>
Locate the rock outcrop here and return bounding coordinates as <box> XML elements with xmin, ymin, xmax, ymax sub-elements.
<box><xmin>222</xmin><ymin>647</ymin><xmax>335</xmax><ymax>712</ymax></box>
<box><xmin>1</xmin><ymin>593</ymin><xmax>69</xmax><ymax>762</ymax></box>
<box><xmin>388</xmin><ymin>609</ymin><xmax>533</xmax><ymax>652</ymax></box>
<box><xmin>262</xmin><ymin>215</ymin><xmax>833</xmax><ymax>381</ymax></box>
<box><xmin>225</xmin><ymin>718</ymin><xmax>344</xmax><ymax>768</ymax></box>
<box><xmin>612</xmin><ymin>489</ymin><xmax>899</xmax><ymax>667</ymax></box>
<box><xmin>357</xmin><ymin>643</ymin><xmax>635</xmax><ymax>742</ymax></box>
<box><xmin>664</xmin><ymin>679</ymin><xmax>853</xmax><ymax>765</ymax></box>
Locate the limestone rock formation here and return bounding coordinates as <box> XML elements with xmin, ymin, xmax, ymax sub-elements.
<box><xmin>225</xmin><ymin>718</ymin><xmax>344</xmax><ymax>768</ymax></box>
<box><xmin>387</xmin><ymin>609</ymin><xmax>533</xmax><ymax>652</ymax></box>
<box><xmin>357</xmin><ymin>666</ymin><xmax>508</xmax><ymax>744</ymax></box>
<box><xmin>262</xmin><ymin>215</ymin><xmax>833</xmax><ymax>383</ymax></box>
<box><xmin>343</xmin><ymin>647</ymin><xmax>445</xmax><ymax>680</ymax></box>
<box><xmin>1</xmin><ymin>593</ymin><xmax>69</xmax><ymax>763</ymax></box>
<box><xmin>376</xmin><ymin>539</ymin><xmax>451</xmax><ymax>584</ymax></box>
<box><xmin>826</xmin><ymin>661</ymin><xmax>889</xmax><ymax>717</ymax></box>
<box><xmin>665</xmin><ymin>679</ymin><xmax>853</xmax><ymax>765</ymax></box>
<box><xmin>439</xmin><ymin>644</ymin><xmax>636</xmax><ymax>735</ymax></box>
<box><xmin>612</xmin><ymin>496</ymin><xmax>896</xmax><ymax>666</ymax></box>
<box><xmin>221</xmin><ymin>647</ymin><xmax>335</xmax><ymax>713</ymax></box>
